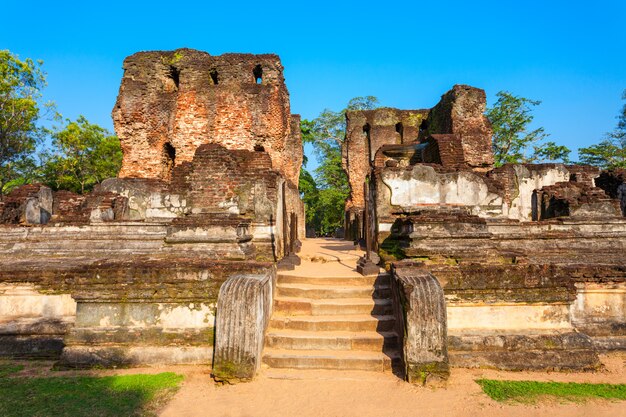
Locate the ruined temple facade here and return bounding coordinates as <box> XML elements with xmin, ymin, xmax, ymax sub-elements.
<box><xmin>0</xmin><ymin>54</ymin><xmax>624</xmax><ymax>383</ymax></box>
<box><xmin>343</xmin><ymin>86</ymin><xmax>496</xmax><ymax>241</ymax></box>
<box><xmin>0</xmin><ymin>49</ymin><xmax>304</xmax><ymax>372</ymax></box>
<box><xmin>343</xmin><ymin>85</ymin><xmax>626</xmax><ymax>380</ymax></box>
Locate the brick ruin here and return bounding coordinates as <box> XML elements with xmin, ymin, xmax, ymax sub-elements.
<box><xmin>0</xmin><ymin>49</ymin><xmax>304</xmax><ymax>372</ymax></box>
<box><xmin>343</xmin><ymin>85</ymin><xmax>626</xmax><ymax>381</ymax></box>
<box><xmin>0</xmin><ymin>53</ymin><xmax>624</xmax><ymax>383</ymax></box>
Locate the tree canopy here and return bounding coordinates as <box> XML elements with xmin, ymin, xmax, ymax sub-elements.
<box><xmin>300</xmin><ymin>97</ymin><xmax>379</xmax><ymax>235</ymax></box>
<box><xmin>578</xmin><ymin>90</ymin><xmax>626</xmax><ymax>169</ymax></box>
<box><xmin>486</xmin><ymin>91</ymin><xmax>570</xmax><ymax>166</ymax></box>
<box><xmin>0</xmin><ymin>50</ymin><xmax>121</xmax><ymax>196</ymax></box>
<box><xmin>42</xmin><ymin>116</ymin><xmax>122</xmax><ymax>194</ymax></box>
<box><xmin>0</xmin><ymin>50</ymin><xmax>56</xmax><ymax>192</ymax></box>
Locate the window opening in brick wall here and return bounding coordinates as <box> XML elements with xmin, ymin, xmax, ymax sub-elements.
<box><xmin>395</xmin><ymin>122</ymin><xmax>404</xmax><ymax>143</ymax></box>
<box><xmin>163</xmin><ymin>142</ymin><xmax>176</xmax><ymax>180</ymax></box>
<box><xmin>169</xmin><ymin>66</ymin><xmax>180</xmax><ymax>90</ymax></box>
<box><xmin>363</xmin><ymin>124</ymin><xmax>372</xmax><ymax>162</ymax></box>
<box><xmin>210</xmin><ymin>69</ymin><xmax>219</xmax><ymax>85</ymax></box>
<box><xmin>253</xmin><ymin>65</ymin><xmax>263</xmax><ymax>84</ymax></box>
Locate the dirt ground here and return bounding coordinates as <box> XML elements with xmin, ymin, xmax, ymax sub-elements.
<box><xmin>5</xmin><ymin>352</ymin><xmax>624</xmax><ymax>416</ymax></box>
<box><xmin>156</xmin><ymin>352</ymin><xmax>626</xmax><ymax>417</ymax></box>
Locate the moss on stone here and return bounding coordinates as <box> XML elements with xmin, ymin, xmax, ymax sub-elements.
<box><xmin>379</xmin><ymin>238</ymin><xmax>407</xmax><ymax>261</ymax></box>
<box><xmin>406</xmin><ymin>361</ymin><xmax>450</xmax><ymax>385</ymax></box>
<box><xmin>212</xmin><ymin>358</ymin><xmax>255</xmax><ymax>383</ymax></box>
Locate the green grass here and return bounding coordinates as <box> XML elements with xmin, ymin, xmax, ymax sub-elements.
<box><xmin>477</xmin><ymin>379</ymin><xmax>626</xmax><ymax>403</ymax></box>
<box><xmin>0</xmin><ymin>363</ymin><xmax>24</xmax><ymax>377</ymax></box>
<box><xmin>0</xmin><ymin>365</ymin><xmax>183</xmax><ymax>417</ymax></box>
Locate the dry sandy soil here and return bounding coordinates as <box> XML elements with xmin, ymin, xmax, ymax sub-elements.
<box><xmin>157</xmin><ymin>352</ymin><xmax>626</xmax><ymax>417</ymax></box>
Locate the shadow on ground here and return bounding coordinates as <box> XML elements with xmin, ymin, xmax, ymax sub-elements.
<box><xmin>0</xmin><ymin>362</ymin><xmax>182</xmax><ymax>417</ymax></box>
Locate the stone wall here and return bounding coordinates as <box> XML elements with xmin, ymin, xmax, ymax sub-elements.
<box><xmin>0</xmin><ymin>232</ymin><xmax>274</xmax><ymax>367</ymax></box>
<box><xmin>372</xmin><ymin>161</ymin><xmax>622</xmax><ymax>223</ymax></box>
<box><xmin>379</xmin><ymin>211</ymin><xmax>626</xmax><ymax>369</ymax></box>
<box><xmin>0</xmin><ymin>283</ymin><xmax>76</xmax><ymax>359</ymax></box>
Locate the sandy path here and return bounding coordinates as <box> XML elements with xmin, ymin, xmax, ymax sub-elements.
<box><xmin>159</xmin><ymin>353</ymin><xmax>626</xmax><ymax>417</ymax></box>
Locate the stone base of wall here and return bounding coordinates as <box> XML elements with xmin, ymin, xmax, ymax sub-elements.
<box><xmin>591</xmin><ymin>335</ymin><xmax>626</xmax><ymax>350</ymax></box>
<box><xmin>448</xmin><ymin>330</ymin><xmax>601</xmax><ymax>371</ymax></box>
<box><xmin>58</xmin><ymin>345</ymin><xmax>213</xmax><ymax>369</ymax></box>
<box><xmin>0</xmin><ymin>284</ymin><xmax>76</xmax><ymax>359</ymax></box>
<box><xmin>0</xmin><ymin>335</ymin><xmax>66</xmax><ymax>359</ymax></box>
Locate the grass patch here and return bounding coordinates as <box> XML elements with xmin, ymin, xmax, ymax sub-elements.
<box><xmin>0</xmin><ymin>369</ymin><xmax>183</xmax><ymax>417</ymax></box>
<box><xmin>477</xmin><ymin>379</ymin><xmax>626</xmax><ymax>403</ymax></box>
<box><xmin>0</xmin><ymin>363</ymin><xmax>24</xmax><ymax>377</ymax></box>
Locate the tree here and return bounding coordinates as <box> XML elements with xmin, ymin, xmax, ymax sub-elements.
<box><xmin>487</xmin><ymin>91</ymin><xmax>570</xmax><ymax>166</ymax></box>
<box><xmin>0</xmin><ymin>50</ymin><xmax>55</xmax><ymax>194</ymax></box>
<box><xmin>300</xmin><ymin>97</ymin><xmax>379</xmax><ymax>235</ymax></box>
<box><xmin>579</xmin><ymin>90</ymin><xmax>626</xmax><ymax>169</ymax></box>
<box><xmin>43</xmin><ymin>116</ymin><xmax>122</xmax><ymax>194</ymax></box>
<box><xmin>298</xmin><ymin>168</ymin><xmax>320</xmax><ymax>230</ymax></box>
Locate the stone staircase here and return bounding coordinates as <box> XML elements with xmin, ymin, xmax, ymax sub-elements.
<box><xmin>262</xmin><ymin>261</ymin><xmax>401</xmax><ymax>374</ymax></box>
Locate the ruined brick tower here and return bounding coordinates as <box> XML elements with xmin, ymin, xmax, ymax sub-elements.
<box><xmin>113</xmin><ymin>48</ymin><xmax>302</xmax><ymax>187</ymax></box>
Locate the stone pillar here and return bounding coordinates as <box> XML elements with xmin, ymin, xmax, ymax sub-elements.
<box><xmin>391</xmin><ymin>263</ymin><xmax>449</xmax><ymax>385</ymax></box>
<box><xmin>213</xmin><ymin>270</ymin><xmax>275</xmax><ymax>382</ymax></box>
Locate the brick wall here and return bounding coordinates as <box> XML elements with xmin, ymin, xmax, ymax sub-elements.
<box><xmin>343</xmin><ymin>108</ymin><xmax>428</xmax><ymax>210</ymax></box>
<box><xmin>113</xmin><ymin>49</ymin><xmax>301</xmax><ymax>186</ymax></box>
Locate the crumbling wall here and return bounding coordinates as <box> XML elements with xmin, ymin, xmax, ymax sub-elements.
<box><xmin>0</xmin><ymin>184</ymin><xmax>53</xmax><ymax>225</ymax></box>
<box><xmin>422</xmin><ymin>85</ymin><xmax>494</xmax><ymax>171</ymax></box>
<box><xmin>376</xmin><ymin>164</ymin><xmax>504</xmax><ymax>220</ymax></box>
<box><xmin>113</xmin><ymin>49</ymin><xmax>301</xmax><ymax>186</ymax></box>
<box><xmin>595</xmin><ymin>169</ymin><xmax>626</xmax><ymax>216</ymax></box>
<box><xmin>0</xmin><ymin>184</ymin><xmax>129</xmax><ymax>225</ymax></box>
<box><xmin>343</xmin><ymin>109</ymin><xmax>428</xmax><ymax>211</ymax></box>
<box><xmin>179</xmin><ymin>144</ymin><xmax>278</xmax><ymax>217</ymax></box>
<box><xmin>536</xmin><ymin>181</ymin><xmax>620</xmax><ymax>220</ymax></box>
<box><xmin>0</xmin><ymin>49</ymin><xmax>306</xmax><ymax>367</ymax></box>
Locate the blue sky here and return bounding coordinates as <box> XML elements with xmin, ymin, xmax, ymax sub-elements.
<box><xmin>2</xmin><ymin>1</ymin><xmax>625</xmax><ymax>170</ymax></box>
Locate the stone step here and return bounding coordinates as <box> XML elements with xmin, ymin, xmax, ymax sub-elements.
<box><xmin>262</xmin><ymin>368</ymin><xmax>398</xmax><ymax>382</ymax></box>
<box><xmin>265</xmin><ymin>330</ymin><xmax>399</xmax><ymax>351</ymax></box>
<box><xmin>273</xmin><ymin>297</ymin><xmax>393</xmax><ymax>316</ymax></box>
<box><xmin>262</xmin><ymin>348</ymin><xmax>400</xmax><ymax>372</ymax></box>
<box><xmin>276</xmin><ymin>283</ymin><xmax>391</xmax><ymax>300</ymax></box>
<box><xmin>269</xmin><ymin>314</ymin><xmax>396</xmax><ymax>332</ymax></box>
<box><xmin>277</xmin><ymin>273</ymin><xmax>390</xmax><ymax>287</ymax></box>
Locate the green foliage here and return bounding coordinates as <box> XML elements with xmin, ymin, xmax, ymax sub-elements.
<box><xmin>477</xmin><ymin>379</ymin><xmax>626</xmax><ymax>403</ymax></box>
<box><xmin>0</xmin><ymin>50</ymin><xmax>56</xmax><ymax>193</ymax></box>
<box><xmin>487</xmin><ymin>91</ymin><xmax>570</xmax><ymax>166</ymax></box>
<box><xmin>300</xmin><ymin>97</ymin><xmax>379</xmax><ymax>235</ymax></box>
<box><xmin>579</xmin><ymin>90</ymin><xmax>626</xmax><ymax>169</ymax></box>
<box><xmin>299</xmin><ymin>168</ymin><xmax>319</xmax><ymax>229</ymax></box>
<box><xmin>42</xmin><ymin>116</ymin><xmax>122</xmax><ymax>194</ymax></box>
<box><xmin>0</xmin><ymin>370</ymin><xmax>183</xmax><ymax>417</ymax></box>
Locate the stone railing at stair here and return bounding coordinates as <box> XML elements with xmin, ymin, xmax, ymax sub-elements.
<box><xmin>213</xmin><ymin>269</ymin><xmax>276</xmax><ymax>382</ymax></box>
<box><xmin>390</xmin><ymin>262</ymin><xmax>449</xmax><ymax>384</ymax></box>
